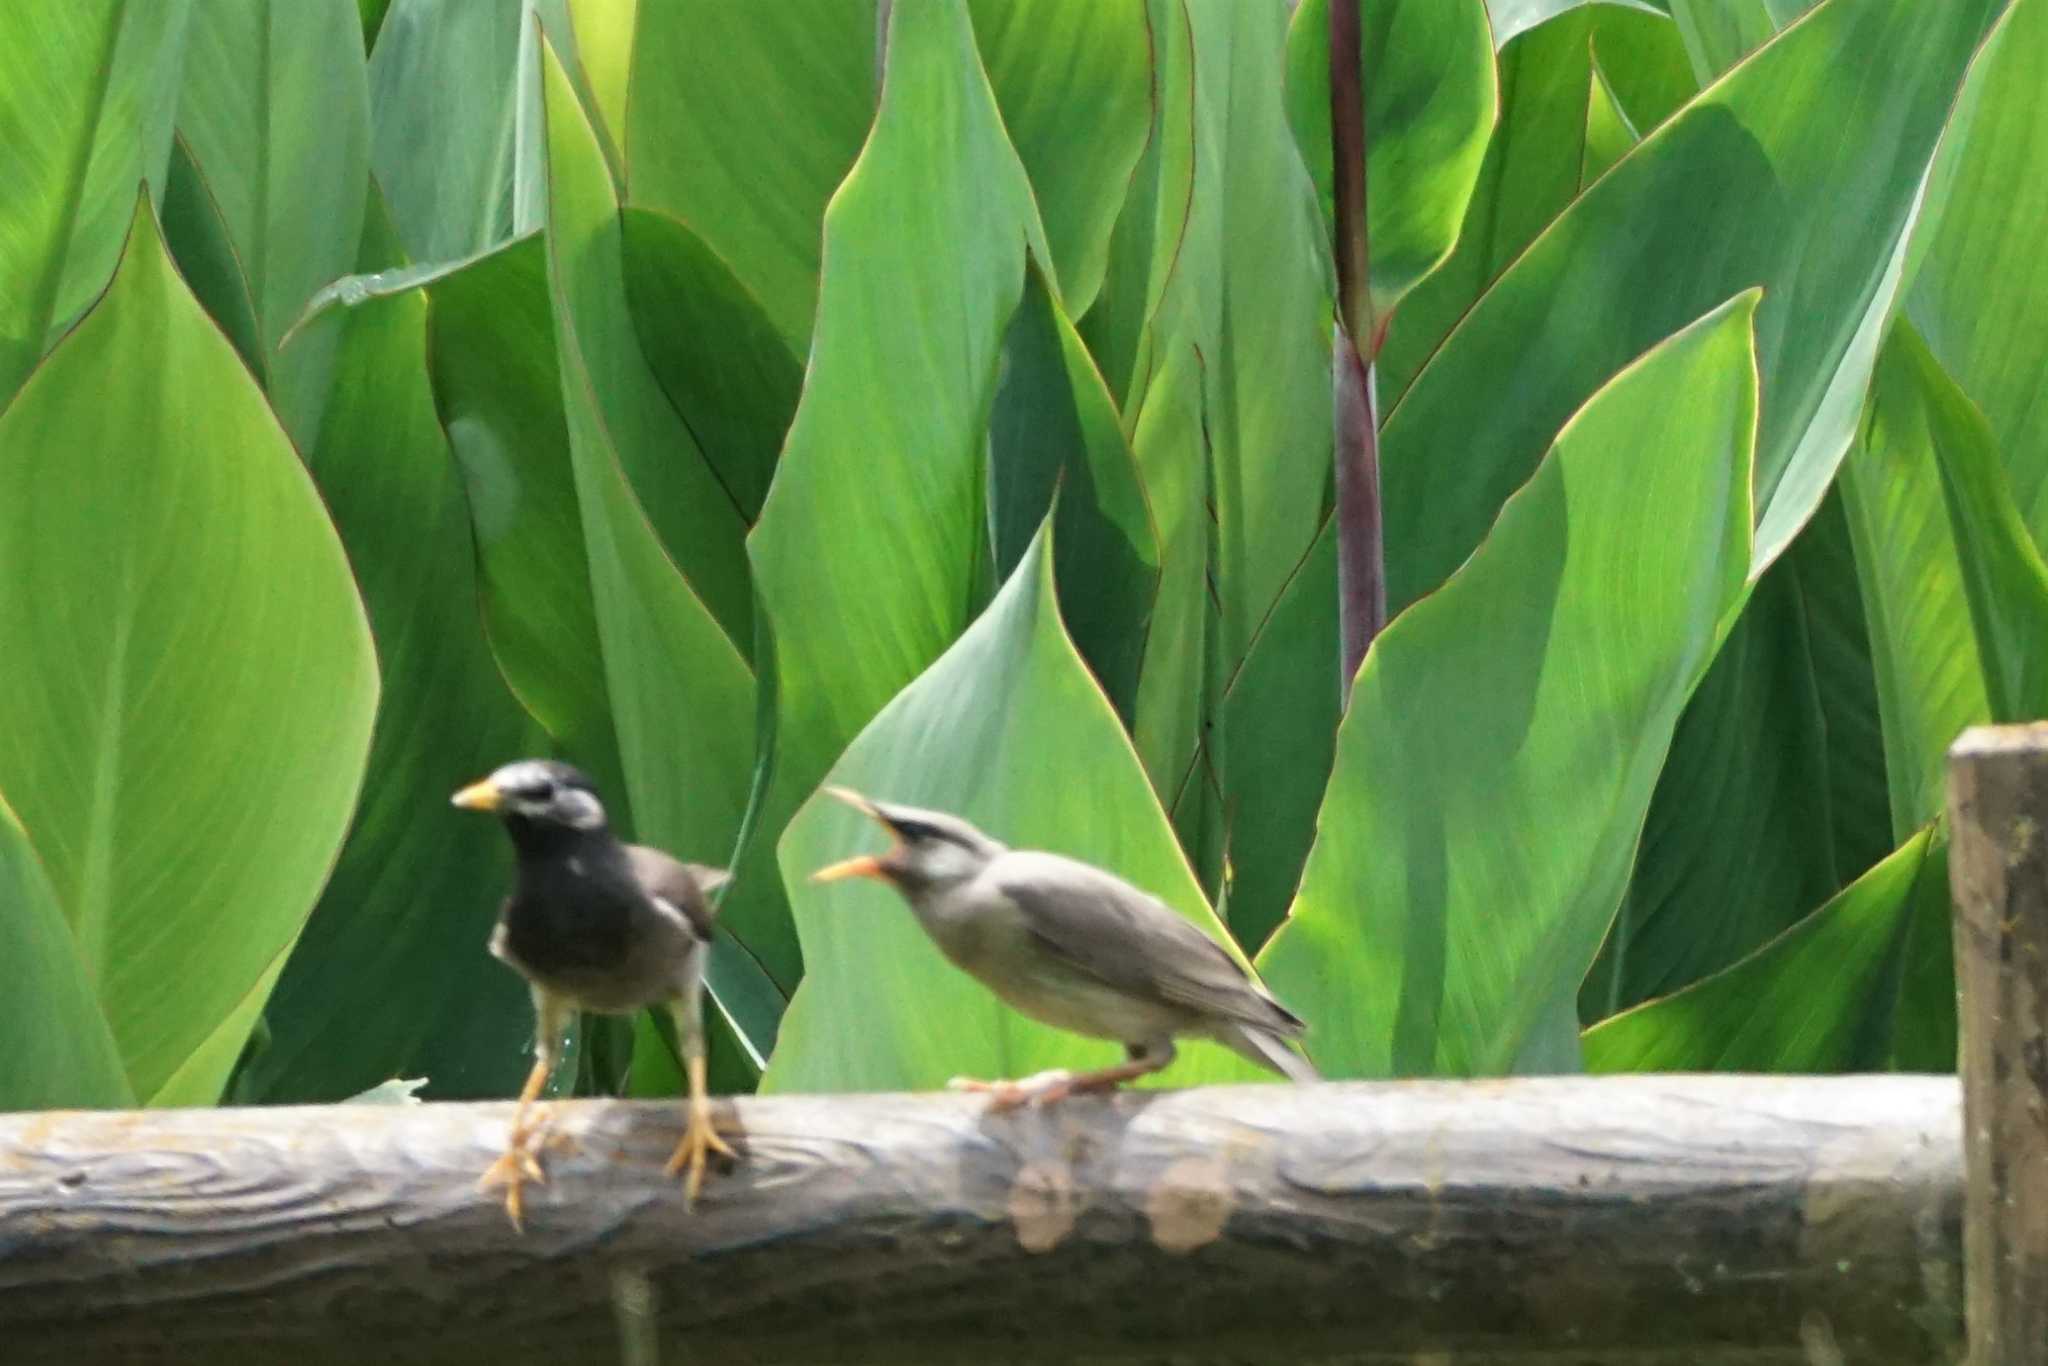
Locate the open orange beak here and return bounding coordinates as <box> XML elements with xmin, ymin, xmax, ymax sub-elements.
<box><xmin>450</xmin><ymin>777</ymin><xmax>502</xmax><ymax>811</ymax></box>
<box><xmin>810</xmin><ymin>786</ymin><xmax>899</xmax><ymax>884</ymax></box>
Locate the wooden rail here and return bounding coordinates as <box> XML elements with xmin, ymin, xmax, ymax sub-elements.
<box><xmin>0</xmin><ymin>1075</ymin><xmax>1960</xmax><ymax>1364</ymax></box>
<box><xmin>16</xmin><ymin>723</ymin><xmax>2048</xmax><ymax>1363</ymax></box>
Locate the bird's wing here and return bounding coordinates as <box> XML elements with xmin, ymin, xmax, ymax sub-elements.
<box><xmin>992</xmin><ymin>852</ymin><xmax>1299</xmax><ymax>1034</ymax></box>
<box><xmin>624</xmin><ymin>846</ymin><xmax>721</xmax><ymax>941</ymax></box>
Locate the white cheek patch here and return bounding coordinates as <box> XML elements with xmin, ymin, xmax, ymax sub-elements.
<box><xmin>557</xmin><ymin>788</ymin><xmax>607</xmax><ymax>829</ymax></box>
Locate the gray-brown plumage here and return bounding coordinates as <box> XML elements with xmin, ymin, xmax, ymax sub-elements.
<box><xmin>811</xmin><ymin>788</ymin><xmax>1315</xmax><ymax>1106</ymax></box>
<box><xmin>451</xmin><ymin>760</ymin><xmax>735</xmax><ymax>1226</ymax></box>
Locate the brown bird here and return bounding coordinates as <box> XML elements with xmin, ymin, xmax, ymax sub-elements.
<box><xmin>452</xmin><ymin>760</ymin><xmax>735</xmax><ymax>1226</ymax></box>
<box><xmin>812</xmin><ymin>789</ymin><xmax>1315</xmax><ymax>1105</ymax></box>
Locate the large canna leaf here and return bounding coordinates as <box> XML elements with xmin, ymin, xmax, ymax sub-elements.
<box><xmin>1284</xmin><ymin>0</ymin><xmax>1498</xmax><ymax>323</ymax></box>
<box><xmin>1908</xmin><ymin>0</ymin><xmax>2048</xmax><ymax>549</ymax></box>
<box><xmin>231</xmin><ymin>193</ymin><xmax>544</xmax><ymax>1104</ymax></box>
<box><xmin>619</xmin><ymin>207</ymin><xmax>801</xmax><ymax>526</ymax></box>
<box><xmin>0</xmin><ymin>1</ymin><xmax>191</xmax><ymax>403</ymax></box>
<box><xmin>765</xmin><ymin>524</ymin><xmax>1276</xmax><ymax>1094</ymax></box>
<box><xmin>538</xmin><ymin>39</ymin><xmax>751</xmax><ymax>651</ymax></box>
<box><xmin>1487</xmin><ymin>0</ymin><xmax>1670</xmax><ymax>48</ymax></box>
<box><xmin>742</xmin><ymin>0</ymin><xmax>1051</xmax><ymax>989</ymax></box>
<box><xmin>0</xmin><ymin>197</ymin><xmax>378</xmax><ymax>1106</ymax></box>
<box><xmin>1584</xmin><ymin>828</ymin><xmax>1949</xmax><ymax>1073</ymax></box>
<box><xmin>1665</xmin><ymin>0</ymin><xmax>1811</xmax><ymax>79</ymax></box>
<box><xmin>536</xmin><ymin>41</ymin><xmax>765</xmax><ymax>985</ymax></box>
<box><xmin>987</xmin><ymin>257</ymin><xmax>1159</xmax><ymax>721</ymax></box>
<box><xmin>175</xmin><ymin>0</ymin><xmax>369</xmax><ymax>438</ymax></box>
<box><xmin>367</xmin><ymin>0</ymin><xmax>558</xmax><ymax>264</ymax></box>
<box><xmin>1584</xmin><ymin>496</ymin><xmax>1892</xmax><ymax>1020</ymax></box>
<box><xmin>0</xmin><ymin>795</ymin><xmax>131</xmax><ymax>1109</ymax></box>
<box><xmin>1378</xmin><ymin>7</ymin><xmax>1695</xmax><ymax>405</ymax></box>
<box><xmin>968</xmin><ymin>0</ymin><xmax>1151</xmax><ymax>317</ymax></box>
<box><xmin>1105</xmin><ymin>0</ymin><xmax>1332</xmax><ymax>897</ymax></box>
<box><xmin>627</xmin><ymin>0</ymin><xmax>876</xmax><ymax>355</ymax></box>
<box><xmin>1382</xmin><ymin>0</ymin><xmax>2007</xmax><ymax>616</ymax></box>
<box><xmin>1839</xmin><ymin>325</ymin><xmax>1991</xmax><ymax>837</ymax></box>
<box><xmin>1922</xmin><ymin>330</ymin><xmax>2048</xmax><ymax>726</ymax></box>
<box><xmin>1258</xmin><ymin>294</ymin><xmax>1758</xmax><ymax>1078</ymax></box>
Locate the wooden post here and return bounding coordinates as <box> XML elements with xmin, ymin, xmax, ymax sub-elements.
<box><xmin>1950</xmin><ymin>723</ymin><xmax>2048</xmax><ymax>1364</ymax></box>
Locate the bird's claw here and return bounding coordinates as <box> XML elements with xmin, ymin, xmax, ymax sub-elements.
<box><xmin>478</xmin><ymin>1108</ymin><xmax>570</xmax><ymax>1231</ymax></box>
<box><xmin>663</xmin><ymin>1100</ymin><xmax>736</xmax><ymax>1209</ymax></box>
<box><xmin>949</xmin><ymin>1069</ymin><xmax>1077</xmax><ymax>1110</ymax></box>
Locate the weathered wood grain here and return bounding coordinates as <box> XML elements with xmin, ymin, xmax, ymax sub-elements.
<box><xmin>1950</xmin><ymin>724</ymin><xmax>2048</xmax><ymax>1365</ymax></box>
<box><xmin>0</xmin><ymin>1076</ymin><xmax>1960</xmax><ymax>1364</ymax></box>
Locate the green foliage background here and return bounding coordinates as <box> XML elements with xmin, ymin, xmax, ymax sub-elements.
<box><xmin>0</xmin><ymin>0</ymin><xmax>2041</xmax><ymax>1109</ymax></box>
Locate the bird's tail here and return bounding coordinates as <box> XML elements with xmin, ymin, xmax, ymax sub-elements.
<box><xmin>1211</xmin><ymin>1021</ymin><xmax>1319</xmax><ymax>1083</ymax></box>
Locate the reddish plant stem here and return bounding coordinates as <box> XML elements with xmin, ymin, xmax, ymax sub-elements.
<box><xmin>1329</xmin><ymin>0</ymin><xmax>1385</xmax><ymax>689</ymax></box>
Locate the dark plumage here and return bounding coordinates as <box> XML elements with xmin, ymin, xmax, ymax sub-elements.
<box><xmin>453</xmin><ymin>759</ymin><xmax>734</xmax><ymax>1226</ymax></box>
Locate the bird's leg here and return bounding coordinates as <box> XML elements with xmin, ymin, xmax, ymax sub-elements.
<box><xmin>953</xmin><ymin>1042</ymin><xmax>1178</xmax><ymax>1110</ymax></box>
<box><xmin>479</xmin><ymin>990</ymin><xmax>568</xmax><ymax>1231</ymax></box>
<box><xmin>661</xmin><ymin>964</ymin><xmax>735</xmax><ymax>1208</ymax></box>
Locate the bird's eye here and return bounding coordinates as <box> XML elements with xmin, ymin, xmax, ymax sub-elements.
<box><xmin>894</xmin><ymin>819</ymin><xmax>938</xmax><ymax>844</ymax></box>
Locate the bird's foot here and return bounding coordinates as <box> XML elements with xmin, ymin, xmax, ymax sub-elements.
<box><xmin>478</xmin><ymin>1110</ymin><xmax>556</xmax><ymax>1232</ymax></box>
<box><xmin>948</xmin><ymin>1069</ymin><xmax>1078</xmax><ymax>1110</ymax></box>
<box><xmin>662</xmin><ymin>1097</ymin><xmax>737</xmax><ymax>1209</ymax></box>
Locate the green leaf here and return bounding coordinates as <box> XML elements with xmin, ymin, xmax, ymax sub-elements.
<box><xmin>232</xmin><ymin>192</ymin><xmax>544</xmax><ymax>1104</ymax></box>
<box><xmin>0</xmin><ymin>794</ymin><xmax>131</xmax><ymax>1109</ymax></box>
<box><xmin>538</xmin><ymin>38</ymin><xmax>751</xmax><ymax>651</ymax></box>
<box><xmin>1584</xmin><ymin>496</ymin><xmax>1891</xmax><ymax>1019</ymax></box>
<box><xmin>987</xmin><ymin>256</ymin><xmax>1159</xmax><ymax>721</ymax></box>
<box><xmin>1105</xmin><ymin>1</ymin><xmax>1332</xmax><ymax>896</ymax></box>
<box><xmin>1839</xmin><ymin>324</ymin><xmax>1991</xmax><ymax>837</ymax></box>
<box><xmin>1217</xmin><ymin>521</ymin><xmax>1339</xmax><ymax>952</ymax></box>
<box><xmin>160</xmin><ymin>133</ymin><xmax>265</xmax><ymax>378</ymax></box>
<box><xmin>1382</xmin><ymin>0</ymin><xmax>2004</xmax><ymax>616</ymax></box>
<box><xmin>1919</xmin><ymin>331</ymin><xmax>2048</xmax><ymax>724</ymax></box>
<box><xmin>743</xmin><ymin>0</ymin><xmax>1050</xmax><ymax>988</ymax></box>
<box><xmin>0</xmin><ymin>0</ymin><xmax>191</xmax><ymax>402</ymax></box>
<box><xmin>1378</xmin><ymin>7</ymin><xmax>1696</xmax><ymax>406</ymax></box>
<box><xmin>1258</xmin><ymin>293</ymin><xmax>1758</xmax><ymax>1077</ymax></box>
<box><xmin>619</xmin><ymin>207</ymin><xmax>801</xmax><ymax>524</ymax></box>
<box><xmin>1908</xmin><ymin>0</ymin><xmax>2048</xmax><ymax>549</ymax></box>
<box><xmin>1285</xmin><ymin>0</ymin><xmax>1498</xmax><ymax>322</ymax></box>
<box><xmin>366</xmin><ymin>0</ymin><xmax>539</xmax><ymax>264</ymax></box>
<box><xmin>175</xmin><ymin>0</ymin><xmax>369</xmax><ymax>436</ymax></box>
<box><xmin>537</xmin><ymin>41</ymin><xmax>767</xmax><ymax>984</ymax></box>
<box><xmin>566</xmin><ymin>0</ymin><xmax>634</xmax><ymax>155</ymax></box>
<box><xmin>422</xmin><ymin>235</ymin><xmax>627</xmax><ymax>800</ymax></box>
<box><xmin>627</xmin><ymin>0</ymin><xmax>876</xmax><ymax>354</ymax></box>
<box><xmin>1487</xmin><ymin>0</ymin><xmax>1670</xmax><ymax>48</ymax></box>
<box><xmin>969</xmin><ymin>0</ymin><xmax>1151</xmax><ymax>316</ymax></box>
<box><xmin>1584</xmin><ymin>828</ymin><xmax>1946</xmax><ymax>1073</ymax></box>
<box><xmin>0</xmin><ymin>196</ymin><xmax>378</xmax><ymax>1105</ymax></box>
<box><xmin>764</xmin><ymin>524</ymin><xmax>1275</xmax><ymax>1094</ymax></box>
<box><xmin>1581</xmin><ymin>50</ymin><xmax>1641</xmax><ymax>183</ymax></box>
<box><xmin>1666</xmin><ymin>0</ymin><xmax>1818</xmax><ymax>80</ymax></box>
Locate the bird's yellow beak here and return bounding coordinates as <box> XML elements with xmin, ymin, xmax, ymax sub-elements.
<box><xmin>450</xmin><ymin>777</ymin><xmax>503</xmax><ymax>811</ymax></box>
<box><xmin>811</xmin><ymin>786</ymin><xmax>897</xmax><ymax>883</ymax></box>
<box><xmin>811</xmin><ymin>853</ymin><xmax>886</xmax><ymax>883</ymax></box>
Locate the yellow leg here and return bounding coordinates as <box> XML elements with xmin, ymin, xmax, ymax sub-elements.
<box><xmin>661</xmin><ymin>978</ymin><xmax>735</xmax><ymax>1208</ymax></box>
<box><xmin>479</xmin><ymin>991</ymin><xmax>568</xmax><ymax>1231</ymax></box>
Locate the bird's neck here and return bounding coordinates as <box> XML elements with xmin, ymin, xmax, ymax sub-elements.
<box><xmin>502</xmin><ymin>813</ymin><xmax>620</xmax><ymax>869</ymax></box>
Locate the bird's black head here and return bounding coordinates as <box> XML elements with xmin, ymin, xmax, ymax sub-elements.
<box><xmin>451</xmin><ymin>759</ymin><xmax>611</xmax><ymax>856</ymax></box>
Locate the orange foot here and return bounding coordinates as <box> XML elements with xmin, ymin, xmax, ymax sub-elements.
<box><xmin>948</xmin><ymin>1069</ymin><xmax>1079</xmax><ymax>1110</ymax></box>
<box><xmin>662</xmin><ymin>1098</ymin><xmax>737</xmax><ymax>1209</ymax></box>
